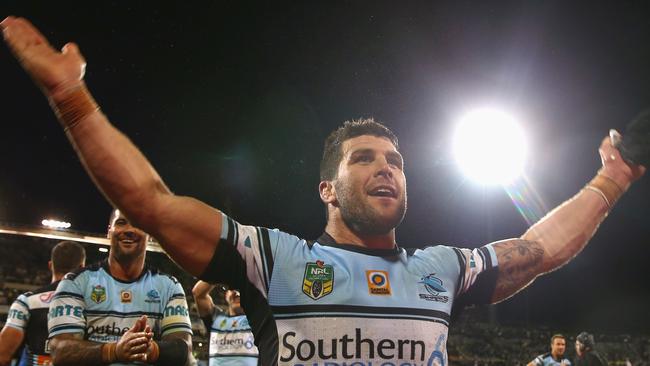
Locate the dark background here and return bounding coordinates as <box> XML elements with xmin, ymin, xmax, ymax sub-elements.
<box><xmin>1</xmin><ymin>1</ymin><xmax>649</xmax><ymax>332</ymax></box>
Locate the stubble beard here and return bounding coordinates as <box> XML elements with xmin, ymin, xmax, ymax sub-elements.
<box><xmin>335</xmin><ymin>180</ymin><xmax>407</xmax><ymax>236</ymax></box>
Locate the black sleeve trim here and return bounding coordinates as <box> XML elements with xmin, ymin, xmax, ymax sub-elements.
<box><xmin>261</xmin><ymin>228</ymin><xmax>274</xmax><ymax>285</ymax></box>
<box><xmin>452</xmin><ymin>248</ymin><xmax>466</xmax><ymax>296</ymax></box>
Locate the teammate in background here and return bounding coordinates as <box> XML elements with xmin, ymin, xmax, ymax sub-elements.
<box><xmin>192</xmin><ymin>281</ymin><xmax>259</xmax><ymax>365</ymax></box>
<box><xmin>46</xmin><ymin>210</ymin><xmax>194</xmax><ymax>365</ymax></box>
<box><xmin>574</xmin><ymin>332</ymin><xmax>607</xmax><ymax>366</ymax></box>
<box><xmin>527</xmin><ymin>334</ymin><xmax>571</xmax><ymax>366</ymax></box>
<box><xmin>2</xmin><ymin>17</ymin><xmax>647</xmax><ymax>365</ymax></box>
<box><xmin>0</xmin><ymin>241</ymin><xmax>86</xmax><ymax>366</ymax></box>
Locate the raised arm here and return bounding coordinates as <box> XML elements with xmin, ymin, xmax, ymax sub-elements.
<box><xmin>192</xmin><ymin>281</ymin><xmax>217</xmax><ymax>318</ymax></box>
<box><xmin>1</xmin><ymin>16</ymin><xmax>219</xmax><ymax>277</ymax></box>
<box><xmin>490</xmin><ymin>134</ymin><xmax>645</xmax><ymax>303</ymax></box>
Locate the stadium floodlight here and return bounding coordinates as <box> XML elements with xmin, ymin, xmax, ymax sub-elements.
<box><xmin>453</xmin><ymin>108</ymin><xmax>527</xmax><ymax>185</ymax></box>
<box><xmin>98</xmin><ymin>247</ymin><xmax>109</xmax><ymax>253</ymax></box>
<box><xmin>41</xmin><ymin>219</ymin><xmax>71</xmax><ymax>229</ymax></box>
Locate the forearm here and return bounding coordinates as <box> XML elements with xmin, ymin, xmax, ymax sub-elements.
<box><xmin>523</xmin><ymin>186</ymin><xmax>609</xmax><ymax>271</ymax></box>
<box><xmin>50</xmin><ymin>337</ymin><xmax>104</xmax><ymax>366</ymax></box>
<box><xmin>192</xmin><ymin>281</ymin><xmax>216</xmax><ymax>317</ymax></box>
<box><xmin>50</xmin><ymin>85</ymin><xmax>221</xmax><ymax>276</ymax></box>
<box><xmin>0</xmin><ymin>327</ymin><xmax>24</xmax><ymax>365</ymax></box>
<box><xmin>491</xmin><ymin>175</ymin><xmax>621</xmax><ymax>302</ymax></box>
<box><xmin>53</xmin><ymin>84</ymin><xmax>171</xmax><ymax>230</ymax></box>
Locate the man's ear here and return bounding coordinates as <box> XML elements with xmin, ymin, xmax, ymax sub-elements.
<box><xmin>319</xmin><ymin>181</ymin><xmax>337</xmax><ymax>204</ymax></box>
<box><xmin>48</xmin><ymin>260</ymin><xmax>53</xmax><ymax>272</ymax></box>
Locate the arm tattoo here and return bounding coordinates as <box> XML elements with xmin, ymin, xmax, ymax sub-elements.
<box><xmin>492</xmin><ymin>239</ymin><xmax>545</xmax><ymax>302</ymax></box>
<box><xmin>50</xmin><ymin>334</ymin><xmax>104</xmax><ymax>365</ymax></box>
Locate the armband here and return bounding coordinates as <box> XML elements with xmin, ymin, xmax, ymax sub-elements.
<box><xmin>101</xmin><ymin>342</ymin><xmax>117</xmax><ymax>364</ymax></box>
<box><xmin>149</xmin><ymin>338</ymin><xmax>189</xmax><ymax>366</ymax></box>
<box><xmin>585</xmin><ymin>173</ymin><xmax>624</xmax><ymax>209</ymax></box>
<box><xmin>49</xmin><ymin>85</ymin><xmax>100</xmax><ymax>131</ymax></box>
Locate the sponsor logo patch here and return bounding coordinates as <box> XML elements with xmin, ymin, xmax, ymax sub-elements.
<box><xmin>120</xmin><ymin>290</ymin><xmax>132</xmax><ymax>303</ymax></box>
<box><xmin>418</xmin><ymin>274</ymin><xmax>449</xmax><ymax>303</ymax></box>
<box><xmin>302</xmin><ymin>260</ymin><xmax>334</xmax><ymax>300</ymax></box>
<box><xmin>366</xmin><ymin>270</ymin><xmax>392</xmax><ymax>295</ymax></box>
<box><xmin>91</xmin><ymin>285</ymin><xmax>107</xmax><ymax>304</ymax></box>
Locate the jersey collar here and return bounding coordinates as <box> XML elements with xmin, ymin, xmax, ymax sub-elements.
<box><xmin>315</xmin><ymin>232</ymin><xmax>402</xmax><ymax>257</ymax></box>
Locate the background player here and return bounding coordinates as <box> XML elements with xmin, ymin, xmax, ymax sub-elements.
<box><xmin>193</xmin><ymin>281</ymin><xmax>259</xmax><ymax>365</ymax></box>
<box><xmin>0</xmin><ymin>241</ymin><xmax>86</xmax><ymax>366</ymax></box>
<box><xmin>528</xmin><ymin>334</ymin><xmax>571</xmax><ymax>366</ymax></box>
<box><xmin>47</xmin><ymin>210</ymin><xmax>194</xmax><ymax>365</ymax></box>
<box><xmin>574</xmin><ymin>332</ymin><xmax>607</xmax><ymax>366</ymax></box>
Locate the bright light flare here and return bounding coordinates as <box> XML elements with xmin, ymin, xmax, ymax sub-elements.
<box><xmin>41</xmin><ymin>219</ymin><xmax>71</xmax><ymax>229</ymax></box>
<box><xmin>98</xmin><ymin>247</ymin><xmax>109</xmax><ymax>253</ymax></box>
<box><xmin>453</xmin><ymin>108</ymin><xmax>527</xmax><ymax>185</ymax></box>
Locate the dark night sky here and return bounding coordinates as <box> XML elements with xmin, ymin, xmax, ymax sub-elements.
<box><xmin>1</xmin><ymin>2</ymin><xmax>649</xmax><ymax>332</ymax></box>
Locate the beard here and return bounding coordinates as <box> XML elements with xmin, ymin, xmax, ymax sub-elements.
<box><xmin>334</xmin><ymin>180</ymin><xmax>407</xmax><ymax>236</ymax></box>
<box><xmin>110</xmin><ymin>237</ymin><xmax>146</xmax><ymax>263</ymax></box>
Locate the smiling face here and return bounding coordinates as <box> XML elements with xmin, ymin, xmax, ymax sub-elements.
<box><xmin>108</xmin><ymin>210</ymin><xmax>148</xmax><ymax>262</ymax></box>
<box><xmin>551</xmin><ymin>337</ymin><xmax>566</xmax><ymax>358</ymax></box>
<box><xmin>329</xmin><ymin>135</ymin><xmax>407</xmax><ymax>235</ymax></box>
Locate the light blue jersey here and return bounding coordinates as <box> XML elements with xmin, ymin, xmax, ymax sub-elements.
<box><xmin>532</xmin><ymin>353</ymin><xmax>572</xmax><ymax>366</ymax></box>
<box><xmin>208</xmin><ymin>311</ymin><xmax>259</xmax><ymax>366</ymax></box>
<box><xmin>199</xmin><ymin>214</ymin><xmax>500</xmax><ymax>366</ymax></box>
<box><xmin>47</xmin><ymin>260</ymin><xmax>192</xmax><ymax>365</ymax></box>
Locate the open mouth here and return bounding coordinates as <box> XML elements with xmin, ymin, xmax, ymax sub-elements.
<box><xmin>368</xmin><ymin>185</ymin><xmax>397</xmax><ymax>198</ymax></box>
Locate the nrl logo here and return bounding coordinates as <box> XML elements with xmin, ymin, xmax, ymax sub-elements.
<box><xmin>302</xmin><ymin>260</ymin><xmax>334</xmax><ymax>300</ymax></box>
<box><xmin>91</xmin><ymin>285</ymin><xmax>107</xmax><ymax>304</ymax></box>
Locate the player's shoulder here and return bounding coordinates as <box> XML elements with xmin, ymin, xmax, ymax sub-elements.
<box><xmin>62</xmin><ymin>261</ymin><xmax>103</xmax><ymax>281</ymax></box>
<box><xmin>145</xmin><ymin>264</ymin><xmax>181</xmax><ymax>285</ymax></box>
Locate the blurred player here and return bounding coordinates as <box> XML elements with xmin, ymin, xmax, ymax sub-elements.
<box><xmin>528</xmin><ymin>334</ymin><xmax>571</xmax><ymax>366</ymax></box>
<box><xmin>574</xmin><ymin>332</ymin><xmax>607</xmax><ymax>366</ymax></box>
<box><xmin>0</xmin><ymin>241</ymin><xmax>86</xmax><ymax>366</ymax></box>
<box><xmin>193</xmin><ymin>281</ymin><xmax>259</xmax><ymax>365</ymax></box>
<box><xmin>47</xmin><ymin>210</ymin><xmax>193</xmax><ymax>365</ymax></box>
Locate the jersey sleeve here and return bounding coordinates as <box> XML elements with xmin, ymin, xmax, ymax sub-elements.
<box><xmin>47</xmin><ymin>274</ymin><xmax>86</xmax><ymax>338</ymax></box>
<box><xmin>199</xmin><ymin>213</ymin><xmax>298</xmax><ymax>299</ymax></box>
<box><xmin>451</xmin><ymin>244</ymin><xmax>499</xmax><ymax>305</ymax></box>
<box><xmin>161</xmin><ymin>280</ymin><xmax>193</xmax><ymax>337</ymax></box>
<box><xmin>532</xmin><ymin>355</ymin><xmax>543</xmax><ymax>366</ymax></box>
<box><xmin>4</xmin><ymin>293</ymin><xmax>30</xmax><ymax>331</ymax></box>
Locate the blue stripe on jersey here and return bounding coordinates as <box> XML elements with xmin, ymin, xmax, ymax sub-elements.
<box><xmin>85</xmin><ymin>310</ymin><xmax>163</xmax><ymax>318</ymax></box>
<box><xmin>15</xmin><ymin>298</ymin><xmax>29</xmax><ymax>308</ymax></box>
<box><xmin>52</xmin><ymin>291</ymin><xmax>84</xmax><ymax>300</ymax></box>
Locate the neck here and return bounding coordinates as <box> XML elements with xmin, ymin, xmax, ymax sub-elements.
<box><xmin>108</xmin><ymin>255</ymin><xmax>145</xmax><ymax>281</ymax></box>
<box><xmin>325</xmin><ymin>219</ymin><xmax>396</xmax><ymax>249</ymax></box>
<box><xmin>552</xmin><ymin>352</ymin><xmax>561</xmax><ymax>359</ymax></box>
<box><xmin>51</xmin><ymin>273</ymin><xmax>64</xmax><ymax>283</ymax></box>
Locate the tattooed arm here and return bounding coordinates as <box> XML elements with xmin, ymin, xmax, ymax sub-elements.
<box><xmin>490</xmin><ymin>135</ymin><xmax>645</xmax><ymax>303</ymax></box>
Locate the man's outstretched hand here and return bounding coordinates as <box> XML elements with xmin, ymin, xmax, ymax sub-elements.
<box><xmin>600</xmin><ymin>130</ymin><xmax>646</xmax><ymax>191</ymax></box>
<box><xmin>1</xmin><ymin>16</ymin><xmax>86</xmax><ymax>100</ymax></box>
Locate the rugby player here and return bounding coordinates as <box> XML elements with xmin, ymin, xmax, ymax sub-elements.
<box><xmin>0</xmin><ymin>241</ymin><xmax>85</xmax><ymax>366</ymax></box>
<box><xmin>47</xmin><ymin>210</ymin><xmax>193</xmax><ymax>365</ymax></box>
<box><xmin>2</xmin><ymin>16</ymin><xmax>646</xmax><ymax>365</ymax></box>
<box><xmin>528</xmin><ymin>334</ymin><xmax>571</xmax><ymax>366</ymax></box>
<box><xmin>192</xmin><ymin>281</ymin><xmax>259</xmax><ymax>365</ymax></box>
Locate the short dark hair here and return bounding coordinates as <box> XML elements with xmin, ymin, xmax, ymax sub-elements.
<box><xmin>551</xmin><ymin>334</ymin><xmax>566</xmax><ymax>343</ymax></box>
<box><xmin>320</xmin><ymin>118</ymin><xmax>399</xmax><ymax>181</ymax></box>
<box><xmin>51</xmin><ymin>241</ymin><xmax>86</xmax><ymax>274</ymax></box>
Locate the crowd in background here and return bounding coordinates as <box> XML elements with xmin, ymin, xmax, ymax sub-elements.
<box><xmin>1</xmin><ymin>234</ymin><xmax>649</xmax><ymax>365</ymax></box>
